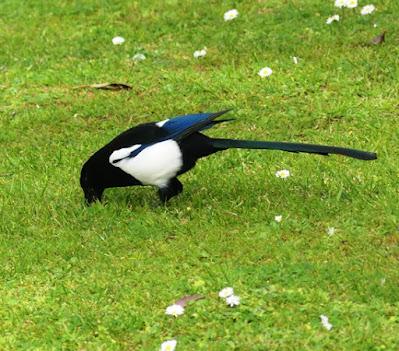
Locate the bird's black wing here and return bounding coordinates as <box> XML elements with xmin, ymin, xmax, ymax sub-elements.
<box><xmin>160</xmin><ymin>109</ymin><xmax>232</xmax><ymax>141</ymax></box>
<box><xmin>104</xmin><ymin>110</ymin><xmax>233</xmax><ymax>162</ymax></box>
<box><xmin>105</xmin><ymin>123</ymin><xmax>168</xmax><ymax>150</ymax></box>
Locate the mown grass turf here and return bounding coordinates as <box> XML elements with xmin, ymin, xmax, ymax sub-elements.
<box><xmin>1</xmin><ymin>0</ymin><xmax>398</xmax><ymax>350</ymax></box>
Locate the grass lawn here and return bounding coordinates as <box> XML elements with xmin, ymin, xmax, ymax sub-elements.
<box><xmin>1</xmin><ymin>0</ymin><xmax>398</xmax><ymax>349</ymax></box>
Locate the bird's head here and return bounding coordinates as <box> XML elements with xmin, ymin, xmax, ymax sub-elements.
<box><xmin>80</xmin><ymin>161</ymin><xmax>104</xmax><ymax>205</ymax></box>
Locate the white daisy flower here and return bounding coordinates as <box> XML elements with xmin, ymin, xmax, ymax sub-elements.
<box><xmin>275</xmin><ymin>169</ymin><xmax>290</xmax><ymax>179</ymax></box>
<box><xmin>258</xmin><ymin>67</ymin><xmax>273</xmax><ymax>78</ymax></box>
<box><xmin>292</xmin><ymin>56</ymin><xmax>299</xmax><ymax>64</ymax></box>
<box><xmin>334</xmin><ymin>0</ymin><xmax>347</xmax><ymax>8</ymax></box>
<box><xmin>224</xmin><ymin>9</ymin><xmax>239</xmax><ymax>21</ymax></box>
<box><xmin>112</xmin><ymin>36</ymin><xmax>125</xmax><ymax>45</ymax></box>
<box><xmin>165</xmin><ymin>304</ymin><xmax>185</xmax><ymax>317</ymax></box>
<box><xmin>361</xmin><ymin>4</ymin><xmax>375</xmax><ymax>15</ymax></box>
<box><xmin>274</xmin><ymin>215</ymin><xmax>283</xmax><ymax>223</ymax></box>
<box><xmin>219</xmin><ymin>287</ymin><xmax>234</xmax><ymax>299</ymax></box>
<box><xmin>346</xmin><ymin>0</ymin><xmax>358</xmax><ymax>9</ymax></box>
<box><xmin>132</xmin><ymin>53</ymin><xmax>146</xmax><ymax>61</ymax></box>
<box><xmin>226</xmin><ymin>294</ymin><xmax>240</xmax><ymax>307</ymax></box>
<box><xmin>320</xmin><ymin>315</ymin><xmax>333</xmax><ymax>331</ymax></box>
<box><xmin>193</xmin><ymin>47</ymin><xmax>207</xmax><ymax>59</ymax></box>
<box><xmin>326</xmin><ymin>227</ymin><xmax>335</xmax><ymax>236</ymax></box>
<box><xmin>326</xmin><ymin>15</ymin><xmax>340</xmax><ymax>24</ymax></box>
<box><xmin>160</xmin><ymin>339</ymin><xmax>177</xmax><ymax>351</ymax></box>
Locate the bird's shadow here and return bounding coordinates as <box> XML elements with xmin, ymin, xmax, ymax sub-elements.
<box><xmin>102</xmin><ymin>184</ymin><xmax>214</xmax><ymax>212</ymax></box>
<box><xmin>105</xmin><ymin>186</ymin><xmax>160</xmax><ymax>210</ymax></box>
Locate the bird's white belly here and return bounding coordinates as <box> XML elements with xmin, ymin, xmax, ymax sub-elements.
<box><xmin>110</xmin><ymin>140</ymin><xmax>183</xmax><ymax>188</ymax></box>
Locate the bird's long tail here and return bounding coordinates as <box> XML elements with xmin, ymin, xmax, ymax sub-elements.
<box><xmin>210</xmin><ymin>138</ymin><xmax>377</xmax><ymax>161</ymax></box>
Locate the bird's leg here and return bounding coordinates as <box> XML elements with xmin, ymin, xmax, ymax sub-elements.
<box><xmin>158</xmin><ymin>178</ymin><xmax>183</xmax><ymax>203</ymax></box>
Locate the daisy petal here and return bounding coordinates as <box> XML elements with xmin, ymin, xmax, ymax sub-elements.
<box><xmin>193</xmin><ymin>47</ymin><xmax>207</xmax><ymax>58</ymax></box>
<box><xmin>165</xmin><ymin>304</ymin><xmax>185</xmax><ymax>317</ymax></box>
<box><xmin>132</xmin><ymin>53</ymin><xmax>146</xmax><ymax>61</ymax></box>
<box><xmin>361</xmin><ymin>4</ymin><xmax>375</xmax><ymax>15</ymax></box>
<box><xmin>112</xmin><ymin>36</ymin><xmax>125</xmax><ymax>45</ymax></box>
<box><xmin>224</xmin><ymin>9</ymin><xmax>239</xmax><ymax>21</ymax></box>
<box><xmin>160</xmin><ymin>339</ymin><xmax>177</xmax><ymax>351</ymax></box>
<box><xmin>258</xmin><ymin>67</ymin><xmax>273</xmax><ymax>78</ymax></box>
<box><xmin>320</xmin><ymin>315</ymin><xmax>333</xmax><ymax>331</ymax></box>
<box><xmin>274</xmin><ymin>215</ymin><xmax>283</xmax><ymax>223</ymax></box>
<box><xmin>219</xmin><ymin>287</ymin><xmax>234</xmax><ymax>298</ymax></box>
<box><xmin>226</xmin><ymin>295</ymin><xmax>240</xmax><ymax>307</ymax></box>
<box><xmin>275</xmin><ymin>169</ymin><xmax>290</xmax><ymax>179</ymax></box>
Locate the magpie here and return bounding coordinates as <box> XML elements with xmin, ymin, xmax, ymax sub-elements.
<box><xmin>80</xmin><ymin>110</ymin><xmax>377</xmax><ymax>204</ymax></box>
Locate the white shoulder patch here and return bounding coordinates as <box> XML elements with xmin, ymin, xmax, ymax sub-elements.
<box><xmin>109</xmin><ymin>144</ymin><xmax>141</xmax><ymax>164</ymax></box>
<box><xmin>156</xmin><ymin>119</ymin><xmax>169</xmax><ymax>128</ymax></box>
<box><xmin>110</xmin><ymin>140</ymin><xmax>183</xmax><ymax>188</ymax></box>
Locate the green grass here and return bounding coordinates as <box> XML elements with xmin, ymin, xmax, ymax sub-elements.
<box><xmin>1</xmin><ymin>0</ymin><xmax>398</xmax><ymax>349</ymax></box>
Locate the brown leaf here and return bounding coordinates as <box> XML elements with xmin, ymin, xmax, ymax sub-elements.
<box><xmin>175</xmin><ymin>294</ymin><xmax>204</xmax><ymax>307</ymax></box>
<box><xmin>370</xmin><ymin>31</ymin><xmax>386</xmax><ymax>45</ymax></box>
<box><xmin>75</xmin><ymin>83</ymin><xmax>132</xmax><ymax>90</ymax></box>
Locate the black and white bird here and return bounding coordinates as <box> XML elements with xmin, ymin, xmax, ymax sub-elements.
<box><xmin>80</xmin><ymin>110</ymin><xmax>377</xmax><ymax>204</ymax></box>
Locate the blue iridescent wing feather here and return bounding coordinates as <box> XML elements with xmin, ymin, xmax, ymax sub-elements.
<box><xmin>127</xmin><ymin>110</ymin><xmax>232</xmax><ymax>159</ymax></box>
<box><xmin>161</xmin><ymin>110</ymin><xmax>232</xmax><ymax>140</ymax></box>
<box><xmin>161</xmin><ymin>113</ymin><xmax>214</xmax><ymax>135</ymax></box>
